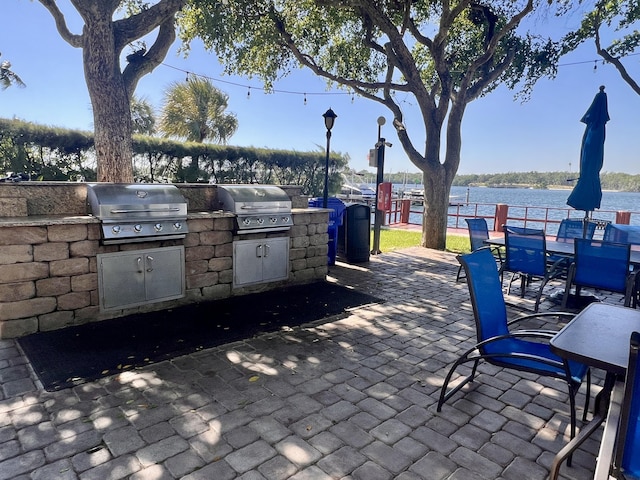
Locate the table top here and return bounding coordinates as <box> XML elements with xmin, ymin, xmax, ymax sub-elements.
<box><xmin>485</xmin><ymin>237</ymin><xmax>640</xmax><ymax>264</ymax></box>
<box><xmin>550</xmin><ymin>303</ymin><xmax>640</xmax><ymax>375</ymax></box>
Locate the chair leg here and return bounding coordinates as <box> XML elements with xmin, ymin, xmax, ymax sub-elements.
<box><xmin>534</xmin><ymin>278</ymin><xmax>548</xmax><ymax>312</ymax></box>
<box><xmin>456</xmin><ymin>265</ymin><xmax>464</xmax><ymax>282</ymax></box>
<box><xmin>583</xmin><ymin>369</ymin><xmax>591</xmax><ymax>422</ymax></box>
<box><xmin>561</xmin><ymin>267</ymin><xmax>575</xmax><ymax>309</ymax></box>
<box><xmin>437</xmin><ymin>357</ymin><xmax>481</xmax><ymax>411</ymax></box>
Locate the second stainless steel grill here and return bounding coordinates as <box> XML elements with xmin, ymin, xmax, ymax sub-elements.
<box><xmin>86</xmin><ymin>183</ymin><xmax>189</xmax><ymax>244</ymax></box>
<box><xmin>216</xmin><ymin>184</ymin><xmax>293</xmax><ymax>234</ymax></box>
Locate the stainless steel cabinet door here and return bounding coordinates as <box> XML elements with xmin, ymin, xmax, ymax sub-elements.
<box><xmin>233</xmin><ymin>239</ymin><xmax>265</xmax><ymax>287</ymax></box>
<box><xmin>262</xmin><ymin>237</ymin><xmax>289</xmax><ymax>283</ymax></box>
<box><xmin>144</xmin><ymin>247</ymin><xmax>185</xmax><ymax>302</ymax></box>
<box><xmin>98</xmin><ymin>252</ymin><xmax>146</xmax><ymax>310</ymax></box>
<box><xmin>98</xmin><ymin>246</ymin><xmax>185</xmax><ymax>311</ymax></box>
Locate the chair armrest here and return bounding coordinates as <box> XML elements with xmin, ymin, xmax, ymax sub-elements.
<box><xmin>511</xmin><ymin>329</ymin><xmax>557</xmax><ymax>338</ymax></box>
<box><xmin>593</xmin><ymin>380</ymin><xmax>624</xmax><ymax>479</ymax></box>
<box><xmin>507</xmin><ymin>312</ymin><xmax>575</xmax><ymax>327</ymax></box>
<box><xmin>474</xmin><ymin>332</ymin><xmax>566</xmax><ymax>370</ymax></box>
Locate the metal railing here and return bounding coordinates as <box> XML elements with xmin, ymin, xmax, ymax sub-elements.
<box><xmin>385</xmin><ymin>198</ymin><xmax>640</xmax><ymax>236</ymax></box>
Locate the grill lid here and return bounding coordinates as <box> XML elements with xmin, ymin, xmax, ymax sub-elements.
<box><xmin>86</xmin><ymin>183</ymin><xmax>188</xmax><ymax>244</ymax></box>
<box><xmin>87</xmin><ymin>183</ymin><xmax>187</xmax><ymax>221</ymax></box>
<box><xmin>216</xmin><ymin>184</ymin><xmax>293</xmax><ymax>233</ymax></box>
<box><xmin>216</xmin><ymin>184</ymin><xmax>291</xmax><ymax>214</ymax></box>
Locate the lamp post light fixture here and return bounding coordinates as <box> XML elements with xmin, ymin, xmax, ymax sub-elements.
<box><xmin>322</xmin><ymin>108</ymin><xmax>337</xmax><ymax>209</ymax></box>
<box><xmin>372</xmin><ymin>116</ymin><xmax>390</xmax><ymax>255</ymax></box>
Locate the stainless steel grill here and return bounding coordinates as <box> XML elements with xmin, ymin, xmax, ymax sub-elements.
<box><xmin>216</xmin><ymin>184</ymin><xmax>293</xmax><ymax>234</ymax></box>
<box><xmin>86</xmin><ymin>183</ymin><xmax>188</xmax><ymax>244</ymax></box>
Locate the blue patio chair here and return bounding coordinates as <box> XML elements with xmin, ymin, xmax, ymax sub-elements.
<box><xmin>549</xmin><ymin>219</ymin><xmax>598</xmax><ymax>277</ymax></box>
<box><xmin>561</xmin><ymin>239</ymin><xmax>638</xmax><ymax>309</ymax></box>
<box><xmin>500</xmin><ymin>225</ymin><xmax>565</xmax><ymax>312</ymax></box>
<box><xmin>456</xmin><ymin>218</ymin><xmax>502</xmax><ymax>281</ymax></box>
<box><xmin>604</xmin><ymin>224</ymin><xmax>640</xmax><ymax>245</ymax></box>
<box><xmin>556</xmin><ymin>218</ymin><xmax>597</xmax><ymax>241</ymax></box>
<box><xmin>438</xmin><ymin>248</ymin><xmax>591</xmax><ymax>444</ymax></box>
<box><xmin>593</xmin><ymin>331</ymin><xmax>640</xmax><ymax>480</ymax></box>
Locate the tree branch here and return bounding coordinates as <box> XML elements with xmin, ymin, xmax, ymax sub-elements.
<box><xmin>38</xmin><ymin>0</ymin><xmax>83</xmax><ymax>47</ymax></box>
<box><xmin>114</xmin><ymin>0</ymin><xmax>186</xmax><ymax>50</ymax></box>
<box><xmin>122</xmin><ymin>16</ymin><xmax>177</xmax><ymax>98</ymax></box>
<box><xmin>595</xmin><ymin>23</ymin><xmax>640</xmax><ymax>95</ymax></box>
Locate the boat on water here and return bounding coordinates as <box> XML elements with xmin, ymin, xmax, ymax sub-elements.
<box><xmin>401</xmin><ymin>188</ymin><xmax>464</xmax><ymax>207</ymax></box>
<box><xmin>337</xmin><ymin>176</ymin><xmax>377</xmax><ymax>203</ymax></box>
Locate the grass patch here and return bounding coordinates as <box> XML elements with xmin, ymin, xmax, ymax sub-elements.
<box><xmin>373</xmin><ymin>228</ymin><xmax>470</xmax><ymax>253</ymax></box>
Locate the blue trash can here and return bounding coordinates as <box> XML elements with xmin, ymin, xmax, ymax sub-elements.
<box><xmin>308</xmin><ymin>197</ymin><xmax>346</xmax><ymax>265</ymax></box>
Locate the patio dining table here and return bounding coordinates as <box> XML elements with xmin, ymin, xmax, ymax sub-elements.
<box><xmin>485</xmin><ymin>237</ymin><xmax>640</xmax><ymax>265</ymax></box>
<box><xmin>548</xmin><ymin>303</ymin><xmax>640</xmax><ymax>479</ymax></box>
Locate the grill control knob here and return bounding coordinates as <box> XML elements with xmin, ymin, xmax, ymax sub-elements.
<box><xmin>242</xmin><ymin>218</ymin><xmax>251</xmax><ymax>226</ymax></box>
<box><xmin>173</xmin><ymin>222</ymin><xmax>182</xmax><ymax>230</ymax></box>
<box><xmin>112</xmin><ymin>226</ymin><xmax>121</xmax><ymax>234</ymax></box>
<box><xmin>270</xmin><ymin>217</ymin><xmax>277</xmax><ymax>223</ymax></box>
<box><xmin>257</xmin><ymin>218</ymin><xmax>265</xmax><ymax>224</ymax></box>
<box><xmin>154</xmin><ymin>223</ymin><xmax>163</xmax><ymax>232</ymax></box>
<box><xmin>134</xmin><ymin>224</ymin><xmax>142</xmax><ymax>233</ymax></box>
<box><xmin>283</xmin><ymin>216</ymin><xmax>290</xmax><ymax>223</ymax></box>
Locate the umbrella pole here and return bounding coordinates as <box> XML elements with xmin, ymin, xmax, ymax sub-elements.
<box><xmin>583</xmin><ymin>212</ymin><xmax>590</xmax><ymax>239</ymax></box>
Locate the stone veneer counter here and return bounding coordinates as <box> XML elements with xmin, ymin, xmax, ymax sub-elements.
<box><xmin>0</xmin><ymin>189</ymin><xmax>330</xmax><ymax>338</ymax></box>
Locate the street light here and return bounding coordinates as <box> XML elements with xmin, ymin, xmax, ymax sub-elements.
<box><xmin>372</xmin><ymin>116</ymin><xmax>389</xmax><ymax>255</ymax></box>
<box><xmin>322</xmin><ymin>108</ymin><xmax>337</xmax><ymax>208</ymax></box>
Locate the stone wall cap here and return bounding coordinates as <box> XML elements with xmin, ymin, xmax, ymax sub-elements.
<box><xmin>0</xmin><ymin>215</ymin><xmax>99</xmax><ymax>227</ymax></box>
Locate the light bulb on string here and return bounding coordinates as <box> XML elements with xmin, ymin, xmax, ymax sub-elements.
<box><xmin>594</xmin><ymin>60</ymin><xmax>598</xmax><ymax>72</ymax></box>
<box><xmin>247</xmin><ymin>87</ymin><xmax>251</xmax><ymax>100</ymax></box>
<box><xmin>303</xmin><ymin>93</ymin><xmax>307</xmax><ymax>105</ymax></box>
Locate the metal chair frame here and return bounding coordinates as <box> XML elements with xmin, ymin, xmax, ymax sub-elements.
<box><xmin>439</xmin><ymin>248</ymin><xmax>591</xmax><ymax>446</ymax></box>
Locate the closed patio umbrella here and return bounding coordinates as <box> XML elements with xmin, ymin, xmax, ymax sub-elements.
<box><xmin>567</xmin><ymin>85</ymin><xmax>609</xmax><ymax>218</ymax></box>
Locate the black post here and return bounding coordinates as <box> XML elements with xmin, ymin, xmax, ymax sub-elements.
<box><xmin>323</xmin><ymin>128</ymin><xmax>331</xmax><ymax>209</ymax></box>
<box><xmin>371</xmin><ymin>116</ymin><xmax>386</xmax><ymax>255</ymax></box>
<box><xmin>321</xmin><ymin>108</ymin><xmax>337</xmax><ymax>209</ymax></box>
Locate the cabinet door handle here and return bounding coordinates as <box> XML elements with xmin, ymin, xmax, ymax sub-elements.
<box><xmin>256</xmin><ymin>245</ymin><xmax>263</xmax><ymax>257</ymax></box>
<box><xmin>264</xmin><ymin>244</ymin><xmax>270</xmax><ymax>257</ymax></box>
<box><xmin>146</xmin><ymin>255</ymin><xmax>154</xmax><ymax>272</ymax></box>
<box><xmin>136</xmin><ymin>256</ymin><xmax>143</xmax><ymax>273</ymax></box>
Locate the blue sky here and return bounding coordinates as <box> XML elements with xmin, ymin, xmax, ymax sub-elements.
<box><xmin>1</xmin><ymin>0</ymin><xmax>638</xmax><ymax>176</ymax></box>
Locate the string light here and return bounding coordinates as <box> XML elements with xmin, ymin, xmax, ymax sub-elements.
<box><xmin>162</xmin><ymin>51</ymin><xmax>640</xmax><ymax>102</ymax></box>
<box><xmin>161</xmin><ymin>62</ymin><xmax>352</xmax><ymax>102</ymax></box>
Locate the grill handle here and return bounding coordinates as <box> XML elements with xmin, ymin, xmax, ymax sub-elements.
<box><xmin>240</xmin><ymin>205</ymin><xmax>286</xmax><ymax>211</ymax></box>
<box><xmin>110</xmin><ymin>207</ymin><xmax>182</xmax><ymax>214</ymax></box>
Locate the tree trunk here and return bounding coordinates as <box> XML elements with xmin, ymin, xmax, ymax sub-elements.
<box><xmin>421</xmin><ymin>169</ymin><xmax>450</xmax><ymax>250</ymax></box>
<box><xmin>83</xmin><ymin>14</ymin><xmax>134</xmax><ymax>183</ymax></box>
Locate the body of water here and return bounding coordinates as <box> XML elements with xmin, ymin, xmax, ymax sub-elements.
<box><xmin>391</xmin><ymin>185</ymin><xmax>640</xmax><ymax>235</ymax></box>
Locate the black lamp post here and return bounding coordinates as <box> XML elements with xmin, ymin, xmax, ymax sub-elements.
<box><xmin>322</xmin><ymin>108</ymin><xmax>337</xmax><ymax>208</ymax></box>
<box><xmin>372</xmin><ymin>116</ymin><xmax>388</xmax><ymax>255</ymax></box>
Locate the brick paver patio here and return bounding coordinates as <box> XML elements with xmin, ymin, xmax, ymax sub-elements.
<box><xmin>1</xmin><ymin>246</ymin><xmax>620</xmax><ymax>479</ymax></box>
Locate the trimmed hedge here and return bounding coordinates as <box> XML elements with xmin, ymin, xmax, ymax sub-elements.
<box><xmin>0</xmin><ymin>118</ymin><xmax>348</xmax><ymax>195</ymax></box>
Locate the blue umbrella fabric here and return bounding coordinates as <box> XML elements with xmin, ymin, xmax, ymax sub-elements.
<box><xmin>567</xmin><ymin>85</ymin><xmax>609</xmax><ymax>212</ymax></box>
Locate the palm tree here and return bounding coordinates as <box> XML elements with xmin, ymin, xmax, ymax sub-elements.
<box><xmin>131</xmin><ymin>95</ymin><xmax>156</xmax><ymax>135</ymax></box>
<box><xmin>159</xmin><ymin>77</ymin><xmax>238</xmax><ymax>144</ymax></box>
<box><xmin>0</xmin><ymin>53</ymin><xmax>25</xmax><ymax>90</ymax></box>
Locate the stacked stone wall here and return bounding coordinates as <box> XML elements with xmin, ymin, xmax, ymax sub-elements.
<box><xmin>0</xmin><ymin>209</ymin><xmax>328</xmax><ymax>339</ymax></box>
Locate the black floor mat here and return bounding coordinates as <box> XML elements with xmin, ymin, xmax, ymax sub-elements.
<box><xmin>18</xmin><ymin>282</ymin><xmax>382</xmax><ymax>392</ymax></box>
